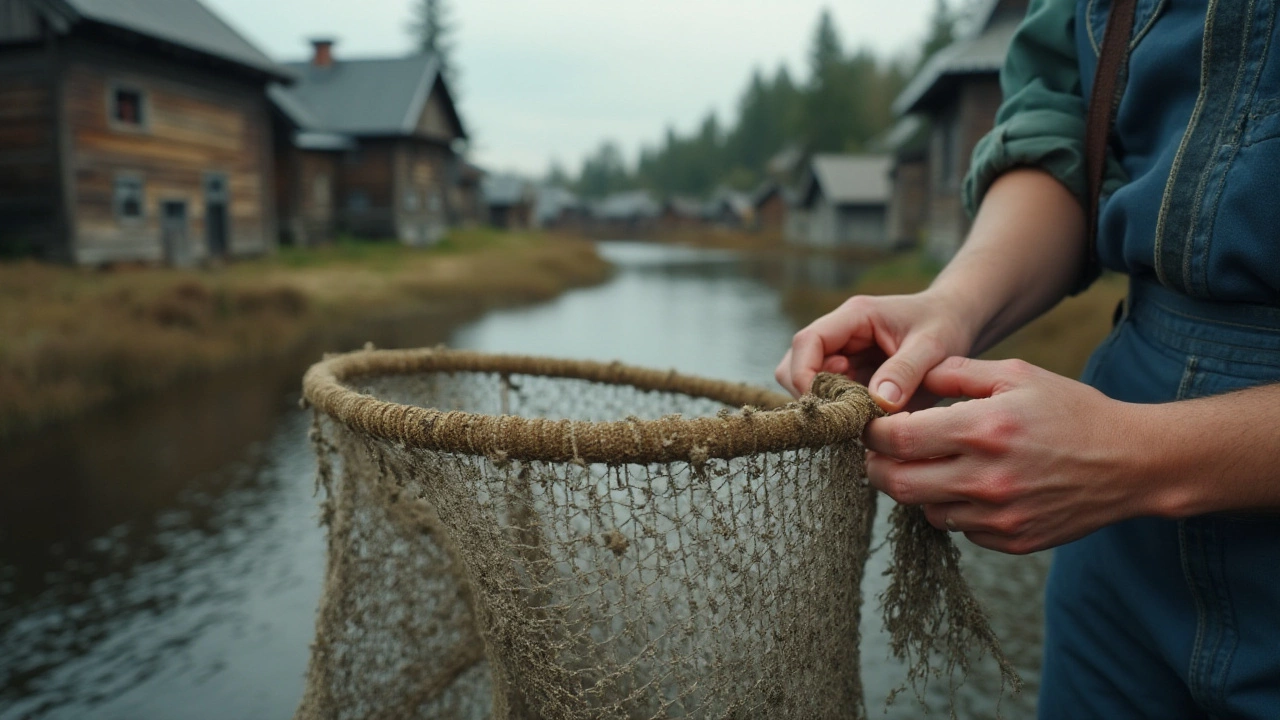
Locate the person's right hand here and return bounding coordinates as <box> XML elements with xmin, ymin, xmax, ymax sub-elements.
<box><xmin>774</xmin><ymin>290</ymin><xmax>978</xmax><ymax>412</ymax></box>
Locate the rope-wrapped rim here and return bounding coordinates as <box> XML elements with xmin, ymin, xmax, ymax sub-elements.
<box><xmin>302</xmin><ymin>348</ymin><xmax>880</xmax><ymax>464</ymax></box>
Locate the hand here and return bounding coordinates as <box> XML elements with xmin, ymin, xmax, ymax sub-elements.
<box><xmin>774</xmin><ymin>290</ymin><xmax>978</xmax><ymax>411</ymax></box>
<box><xmin>863</xmin><ymin>357</ymin><xmax>1150</xmax><ymax>555</ymax></box>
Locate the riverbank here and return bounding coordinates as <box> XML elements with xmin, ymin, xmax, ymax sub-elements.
<box><xmin>783</xmin><ymin>251</ymin><xmax>1128</xmax><ymax>379</ymax></box>
<box><xmin>0</xmin><ymin>229</ymin><xmax>611</xmax><ymax>440</ymax></box>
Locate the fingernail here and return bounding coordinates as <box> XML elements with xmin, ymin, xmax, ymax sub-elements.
<box><xmin>875</xmin><ymin>380</ymin><xmax>901</xmax><ymax>406</ymax></box>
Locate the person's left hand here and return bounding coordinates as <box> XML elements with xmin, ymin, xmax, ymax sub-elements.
<box><xmin>863</xmin><ymin>356</ymin><xmax>1153</xmax><ymax>555</ymax></box>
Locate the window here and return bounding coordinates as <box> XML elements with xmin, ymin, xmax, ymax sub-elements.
<box><xmin>114</xmin><ymin>176</ymin><xmax>145</xmax><ymax>221</ymax></box>
<box><xmin>110</xmin><ymin>86</ymin><xmax>147</xmax><ymax>128</ymax></box>
<box><xmin>347</xmin><ymin>190</ymin><xmax>370</xmax><ymax>212</ymax></box>
<box><xmin>404</xmin><ymin>188</ymin><xmax>419</xmax><ymax>211</ymax></box>
<box><xmin>313</xmin><ymin>174</ymin><xmax>331</xmax><ymax>207</ymax></box>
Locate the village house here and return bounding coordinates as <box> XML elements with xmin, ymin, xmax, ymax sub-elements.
<box><xmin>590</xmin><ymin>190</ymin><xmax>659</xmax><ymax>237</ymax></box>
<box><xmin>270</xmin><ymin>39</ymin><xmax>468</xmax><ymax>247</ymax></box>
<box><xmin>533</xmin><ymin>185</ymin><xmax>582</xmax><ymax>230</ymax></box>
<box><xmin>786</xmin><ymin>154</ymin><xmax>893</xmax><ymax>250</ymax></box>
<box><xmin>658</xmin><ymin>196</ymin><xmax>703</xmax><ymax>234</ymax></box>
<box><xmin>751</xmin><ymin>182</ymin><xmax>790</xmax><ymax>236</ymax></box>
<box><xmin>0</xmin><ymin>0</ymin><xmax>288</xmax><ymax>265</ymax></box>
<box><xmin>703</xmin><ymin>187</ymin><xmax>753</xmax><ymax>229</ymax></box>
<box><xmin>481</xmin><ymin>174</ymin><xmax>533</xmax><ymax>230</ymax></box>
<box><xmin>890</xmin><ymin>0</ymin><xmax>1026</xmax><ymax>259</ymax></box>
<box><xmin>876</xmin><ymin>115</ymin><xmax>930</xmax><ymax>249</ymax></box>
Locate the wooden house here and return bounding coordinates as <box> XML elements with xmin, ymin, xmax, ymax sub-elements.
<box><xmin>752</xmin><ymin>182</ymin><xmax>790</xmax><ymax>235</ymax></box>
<box><xmin>703</xmin><ymin>188</ymin><xmax>753</xmax><ymax>229</ymax></box>
<box><xmin>0</xmin><ymin>0</ymin><xmax>288</xmax><ymax>264</ymax></box>
<box><xmin>270</xmin><ymin>40</ymin><xmax>468</xmax><ymax>246</ymax></box>
<box><xmin>481</xmin><ymin>174</ymin><xmax>533</xmax><ymax>230</ymax></box>
<box><xmin>787</xmin><ymin>154</ymin><xmax>892</xmax><ymax>250</ymax></box>
<box><xmin>877</xmin><ymin>115</ymin><xmax>930</xmax><ymax>249</ymax></box>
<box><xmin>891</xmin><ymin>0</ymin><xmax>1027</xmax><ymax>259</ymax></box>
<box><xmin>659</xmin><ymin>196</ymin><xmax>703</xmax><ymax>233</ymax></box>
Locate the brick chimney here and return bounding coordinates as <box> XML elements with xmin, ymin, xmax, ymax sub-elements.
<box><xmin>310</xmin><ymin>38</ymin><xmax>336</xmax><ymax>68</ymax></box>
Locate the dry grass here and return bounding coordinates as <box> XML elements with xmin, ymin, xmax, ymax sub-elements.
<box><xmin>782</xmin><ymin>251</ymin><xmax>1128</xmax><ymax>380</ymax></box>
<box><xmin>0</xmin><ymin>228</ymin><xmax>610</xmax><ymax>440</ymax></box>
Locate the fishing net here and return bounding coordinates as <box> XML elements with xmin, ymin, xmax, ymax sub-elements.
<box><xmin>297</xmin><ymin>348</ymin><xmax>1018</xmax><ymax>720</ymax></box>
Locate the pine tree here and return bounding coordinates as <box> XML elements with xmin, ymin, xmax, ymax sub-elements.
<box><xmin>919</xmin><ymin>0</ymin><xmax>957</xmax><ymax>67</ymax></box>
<box><xmin>408</xmin><ymin>0</ymin><xmax>458</xmax><ymax>86</ymax></box>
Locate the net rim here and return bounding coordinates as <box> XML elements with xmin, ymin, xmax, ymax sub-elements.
<box><xmin>302</xmin><ymin>348</ymin><xmax>880</xmax><ymax>464</ymax></box>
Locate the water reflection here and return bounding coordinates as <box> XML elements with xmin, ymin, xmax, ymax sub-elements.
<box><xmin>0</xmin><ymin>240</ymin><xmax>1047</xmax><ymax>719</ymax></box>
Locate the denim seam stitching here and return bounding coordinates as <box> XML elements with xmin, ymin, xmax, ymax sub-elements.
<box><xmin>1176</xmin><ymin>355</ymin><xmax>1200</xmax><ymax>400</ymax></box>
<box><xmin>1155</xmin><ymin>0</ymin><xmax>1219</xmax><ymax>289</ymax></box>
<box><xmin>1183</xmin><ymin>0</ymin><xmax>1256</xmax><ymax>295</ymax></box>
<box><xmin>1179</xmin><ymin>519</ymin><xmax>1210</xmax><ymax>704</ymax></box>
<box><xmin>1211</xmin><ymin>525</ymin><xmax>1238</xmax><ymax>711</ymax></box>
<box><xmin>1143</xmin><ymin>298</ymin><xmax>1280</xmax><ymax>333</ymax></box>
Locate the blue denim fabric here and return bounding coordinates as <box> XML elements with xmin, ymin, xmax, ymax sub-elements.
<box><xmin>1078</xmin><ymin>0</ymin><xmax>1280</xmax><ymax>304</ymax></box>
<box><xmin>1039</xmin><ymin>279</ymin><xmax>1280</xmax><ymax>719</ymax></box>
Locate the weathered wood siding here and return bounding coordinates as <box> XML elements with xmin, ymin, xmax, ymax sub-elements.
<box><xmin>416</xmin><ymin>82</ymin><xmax>458</xmax><ymax>143</ymax></box>
<box><xmin>0</xmin><ymin>44</ymin><xmax>60</xmax><ymax>258</ymax></box>
<box><xmin>338</xmin><ymin>139</ymin><xmax>394</xmax><ymax>237</ymax></box>
<box><xmin>393</xmin><ymin>140</ymin><xmax>453</xmax><ymax>245</ymax></box>
<box><xmin>63</xmin><ymin>41</ymin><xmax>275</xmax><ymax>264</ymax></box>
<box><xmin>887</xmin><ymin>158</ymin><xmax>928</xmax><ymax>249</ymax></box>
<box><xmin>275</xmin><ymin>140</ymin><xmax>339</xmax><ymax>246</ymax></box>
<box><xmin>925</xmin><ymin>76</ymin><xmax>1002</xmax><ymax>260</ymax></box>
<box><xmin>0</xmin><ymin>0</ymin><xmax>42</xmax><ymax>43</ymax></box>
<box><xmin>804</xmin><ymin>198</ymin><xmax>889</xmax><ymax>249</ymax></box>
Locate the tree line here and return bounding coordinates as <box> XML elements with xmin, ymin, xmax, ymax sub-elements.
<box><xmin>563</xmin><ymin>3</ymin><xmax>960</xmax><ymax>200</ymax></box>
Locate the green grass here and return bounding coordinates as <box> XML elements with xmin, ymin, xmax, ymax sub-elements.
<box><xmin>0</xmin><ymin>229</ymin><xmax>610</xmax><ymax>440</ymax></box>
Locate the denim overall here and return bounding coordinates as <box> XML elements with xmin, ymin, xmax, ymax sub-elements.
<box><xmin>1039</xmin><ymin>1</ymin><xmax>1280</xmax><ymax>716</ymax></box>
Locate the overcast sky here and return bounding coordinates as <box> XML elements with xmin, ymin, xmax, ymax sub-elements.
<box><xmin>205</xmin><ymin>0</ymin><xmax>940</xmax><ymax>176</ymax></box>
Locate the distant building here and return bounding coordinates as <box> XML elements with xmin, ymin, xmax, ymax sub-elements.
<box><xmin>752</xmin><ymin>182</ymin><xmax>791</xmax><ymax>235</ymax></box>
<box><xmin>891</xmin><ymin>0</ymin><xmax>1026</xmax><ymax>259</ymax></box>
<box><xmin>591</xmin><ymin>190</ymin><xmax>659</xmax><ymax>237</ymax></box>
<box><xmin>482</xmin><ymin>174</ymin><xmax>533</xmax><ymax>230</ymax></box>
<box><xmin>0</xmin><ymin>0</ymin><xmax>289</xmax><ymax>264</ymax></box>
<box><xmin>703</xmin><ymin>188</ymin><xmax>753</xmax><ymax>229</ymax></box>
<box><xmin>533</xmin><ymin>185</ymin><xmax>582</xmax><ymax>229</ymax></box>
<box><xmin>659</xmin><ymin>196</ymin><xmax>704</xmax><ymax>233</ymax></box>
<box><xmin>270</xmin><ymin>40</ymin><xmax>468</xmax><ymax>247</ymax></box>
<box><xmin>875</xmin><ymin>115</ymin><xmax>930</xmax><ymax>249</ymax></box>
<box><xmin>788</xmin><ymin>154</ymin><xmax>892</xmax><ymax>250</ymax></box>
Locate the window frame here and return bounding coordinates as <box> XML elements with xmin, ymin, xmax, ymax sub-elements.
<box><xmin>113</xmin><ymin>173</ymin><xmax>147</xmax><ymax>223</ymax></box>
<box><xmin>107</xmin><ymin>83</ymin><xmax>150</xmax><ymax>132</ymax></box>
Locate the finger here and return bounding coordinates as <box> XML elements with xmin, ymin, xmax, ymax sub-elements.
<box><xmin>863</xmin><ymin>404</ymin><xmax>976</xmax><ymax>460</ymax></box>
<box><xmin>866</xmin><ymin>452</ymin><xmax>969</xmax><ymax>505</ymax></box>
<box><xmin>921</xmin><ymin>356</ymin><xmax>1032</xmax><ymax>400</ymax></box>
<box><xmin>789</xmin><ymin>311</ymin><xmax>877</xmax><ymax>395</ymax></box>
<box><xmin>821</xmin><ymin>355</ymin><xmax>851</xmax><ymax>376</ymax></box>
<box><xmin>867</xmin><ymin>333</ymin><xmax>948</xmax><ymax>413</ymax></box>
<box><xmin>774</xmin><ymin>349</ymin><xmax>797</xmax><ymax>397</ymax></box>
<box><xmin>922</xmin><ymin>502</ymin><xmax>968</xmax><ymax>532</ymax></box>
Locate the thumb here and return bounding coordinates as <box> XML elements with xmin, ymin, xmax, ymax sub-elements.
<box><xmin>867</xmin><ymin>334</ymin><xmax>947</xmax><ymax>412</ymax></box>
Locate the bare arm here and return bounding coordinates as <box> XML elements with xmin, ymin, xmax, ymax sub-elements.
<box><xmin>929</xmin><ymin>166</ymin><xmax>1087</xmax><ymax>357</ymax></box>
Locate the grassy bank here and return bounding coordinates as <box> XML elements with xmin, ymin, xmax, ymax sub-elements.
<box><xmin>0</xmin><ymin>229</ymin><xmax>611</xmax><ymax>440</ymax></box>
<box><xmin>783</xmin><ymin>251</ymin><xmax>1128</xmax><ymax>380</ymax></box>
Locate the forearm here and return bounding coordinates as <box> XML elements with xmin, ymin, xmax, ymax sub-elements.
<box><xmin>1130</xmin><ymin>383</ymin><xmax>1280</xmax><ymax>517</ymax></box>
<box><xmin>926</xmin><ymin>168</ymin><xmax>1087</xmax><ymax>355</ymax></box>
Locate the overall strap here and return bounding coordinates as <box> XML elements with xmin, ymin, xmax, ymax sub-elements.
<box><xmin>1084</xmin><ymin>0</ymin><xmax>1139</xmax><ymax>272</ymax></box>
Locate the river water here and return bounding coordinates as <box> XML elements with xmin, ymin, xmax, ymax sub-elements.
<box><xmin>0</xmin><ymin>242</ymin><xmax>1048</xmax><ymax>719</ymax></box>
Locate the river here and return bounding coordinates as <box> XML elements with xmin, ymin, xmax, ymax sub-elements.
<box><xmin>0</xmin><ymin>241</ymin><xmax>1048</xmax><ymax>719</ymax></box>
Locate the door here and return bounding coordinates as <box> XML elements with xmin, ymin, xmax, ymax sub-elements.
<box><xmin>204</xmin><ymin>172</ymin><xmax>229</xmax><ymax>257</ymax></box>
<box><xmin>160</xmin><ymin>200</ymin><xmax>191</xmax><ymax>267</ymax></box>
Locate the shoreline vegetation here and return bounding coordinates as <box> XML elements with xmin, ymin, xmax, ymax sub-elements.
<box><xmin>0</xmin><ymin>229</ymin><xmax>611</xmax><ymax>442</ymax></box>
<box><xmin>783</xmin><ymin>250</ymin><xmax>1129</xmax><ymax>380</ymax></box>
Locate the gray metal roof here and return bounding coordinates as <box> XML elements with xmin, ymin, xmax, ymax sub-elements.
<box><xmin>804</xmin><ymin>154</ymin><xmax>892</xmax><ymax>207</ymax></box>
<box><xmin>594</xmin><ymin>190</ymin><xmax>659</xmax><ymax>220</ymax></box>
<box><xmin>47</xmin><ymin>0</ymin><xmax>288</xmax><ymax>80</ymax></box>
<box><xmin>893</xmin><ymin>0</ymin><xmax>1025</xmax><ymax>115</ymax></box>
<box><xmin>273</xmin><ymin>54</ymin><xmax>461</xmax><ymax>138</ymax></box>
<box><xmin>482</xmin><ymin>175</ymin><xmax>531</xmax><ymax>207</ymax></box>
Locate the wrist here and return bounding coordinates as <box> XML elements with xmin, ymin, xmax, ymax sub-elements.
<box><xmin>1122</xmin><ymin>401</ymin><xmax>1207</xmax><ymax>519</ymax></box>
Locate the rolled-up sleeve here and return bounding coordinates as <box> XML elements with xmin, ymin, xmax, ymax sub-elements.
<box><xmin>963</xmin><ymin>0</ymin><xmax>1090</xmax><ymax>216</ymax></box>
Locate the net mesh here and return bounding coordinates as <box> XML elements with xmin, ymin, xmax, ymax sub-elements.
<box><xmin>297</xmin><ymin>349</ymin><xmax>1018</xmax><ymax>720</ymax></box>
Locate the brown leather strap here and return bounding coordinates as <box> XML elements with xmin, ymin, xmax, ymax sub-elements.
<box><xmin>1084</xmin><ymin>0</ymin><xmax>1139</xmax><ymax>271</ymax></box>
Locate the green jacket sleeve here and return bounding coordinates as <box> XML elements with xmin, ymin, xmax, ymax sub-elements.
<box><xmin>962</xmin><ymin>0</ymin><xmax>1092</xmax><ymax>215</ymax></box>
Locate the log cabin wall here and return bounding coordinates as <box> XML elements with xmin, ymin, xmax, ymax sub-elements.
<box><xmin>392</xmin><ymin>139</ymin><xmax>452</xmax><ymax>245</ymax></box>
<box><xmin>274</xmin><ymin>138</ymin><xmax>339</xmax><ymax>247</ymax></box>
<box><xmin>0</xmin><ymin>41</ymin><xmax>62</xmax><ymax>258</ymax></box>
<box><xmin>338</xmin><ymin>139</ymin><xmax>394</xmax><ymax>238</ymax></box>
<box><xmin>62</xmin><ymin>38</ymin><xmax>275</xmax><ymax>265</ymax></box>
